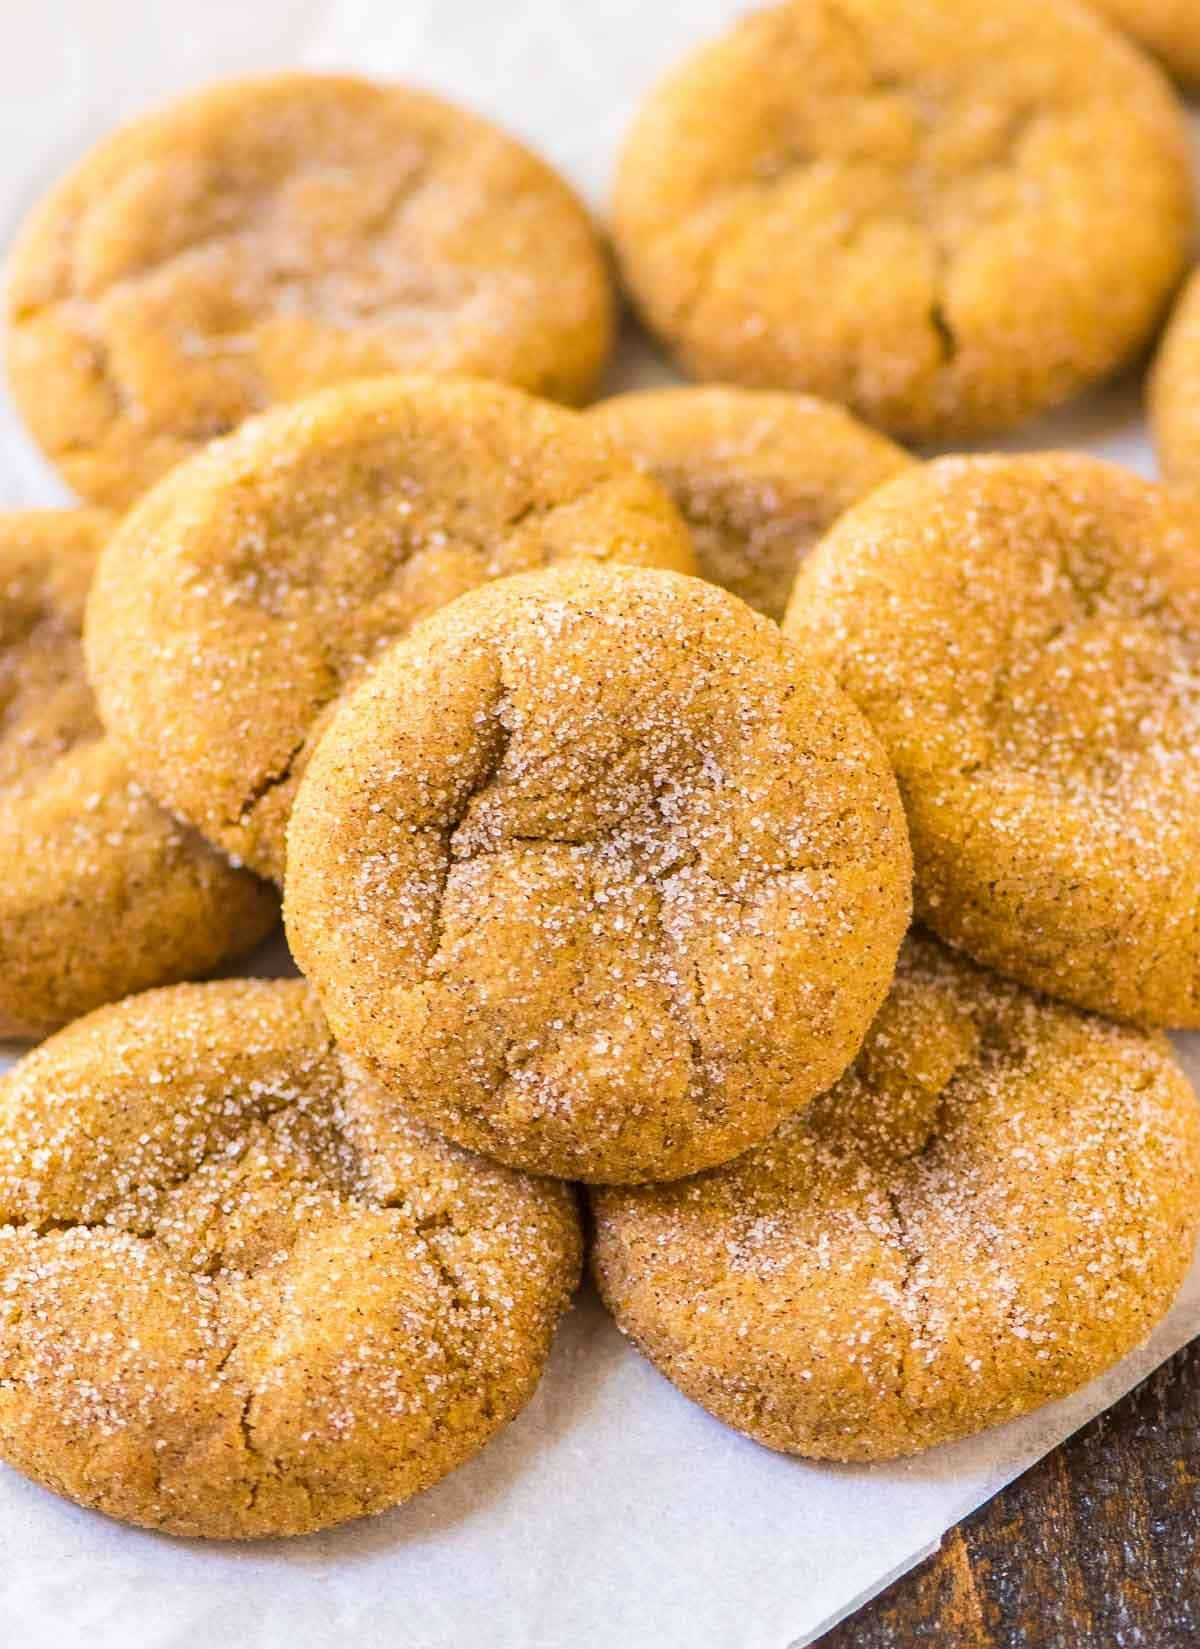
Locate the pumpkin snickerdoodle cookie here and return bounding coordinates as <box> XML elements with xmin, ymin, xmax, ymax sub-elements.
<box><xmin>786</xmin><ymin>453</ymin><xmax>1200</xmax><ymax>1027</ymax></box>
<box><xmin>1089</xmin><ymin>0</ymin><xmax>1200</xmax><ymax>88</ymax></box>
<box><xmin>6</xmin><ymin>72</ymin><xmax>614</xmax><ymax>508</ymax></box>
<box><xmin>613</xmin><ymin>0</ymin><xmax>1193</xmax><ymax>442</ymax></box>
<box><xmin>591</xmin><ymin>932</ymin><xmax>1200</xmax><ymax>1462</ymax></box>
<box><xmin>0</xmin><ymin>510</ymin><xmax>276</xmax><ymax>1040</ymax></box>
<box><xmin>85</xmin><ymin>375</ymin><xmax>695</xmax><ymax>884</ymax></box>
<box><xmin>584</xmin><ymin>387</ymin><xmax>912</xmax><ymax>622</ymax></box>
<box><xmin>0</xmin><ymin>979</ymin><xmax>581</xmax><ymax>1538</ymax></box>
<box><xmin>284</xmin><ymin>562</ymin><xmax>912</xmax><ymax>1185</ymax></box>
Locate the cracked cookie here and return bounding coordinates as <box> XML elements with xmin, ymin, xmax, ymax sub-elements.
<box><xmin>0</xmin><ymin>510</ymin><xmax>276</xmax><ymax>1039</ymax></box>
<box><xmin>612</xmin><ymin>0</ymin><xmax>1193</xmax><ymax>442</ymax></box>
<box><xmin>1151</xmin><ymin>271</ymin><xmax>1200</xmax><ymax>489</ymax></box>
<box><xmin>0</xmin><ymin>978</ymin><xmax>581</xmax><ymax>1538</ymax></box>
<box><xmin>84</xmin><ymin>375</ymin><xmax>695</xmax><ymax>884</ymax></box>
<box><xmin>590</xmin><ymin>931</ymin><xmax>1200</xmax><ymax>1461</ymax></box>
<box><xmin>584</xmin><ymin>387</ymin><xmax>912</xmax><ymax>621</ymax></box>
<box><xmin>785</xmin><ymin>453</ymin><xmax>1200</xmax><ymax>1027</ymax></box>
<box><xmin>1089</xmin><ymin>0</ymin><xmax>1200</xmax><ymax>87</ymax></box>
<box><xmin>284</xmin><ymin>562</ymin><xmax>912</xmax><ymax>1184</ymax></box>
<box><xmin>6</xmin><ymin>71</ymin><xmax>614</xmax><ymax>508</ymax></box>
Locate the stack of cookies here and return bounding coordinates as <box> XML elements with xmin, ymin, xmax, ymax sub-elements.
<box><xmin>2</xmin><ymin>0</ymin><xmax>1200</xmax><ymax>1544</ymax></box>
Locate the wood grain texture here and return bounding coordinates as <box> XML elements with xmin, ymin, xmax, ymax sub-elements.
<box><xmin>818</xmin><ymin>1339</ymin><xmax>1200</xmax><ymax>1648</ymax></box>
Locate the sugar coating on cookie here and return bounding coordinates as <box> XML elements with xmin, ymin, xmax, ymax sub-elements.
<box><xmin>0</xmin><ymin>979</ymin><xmax>580</xmax><ymax>1538</ymax></box>
<box><xmin>613</xmin><ymin>0</ymin><xmax>1193</xmax><ymax>441</ymax></box>
<box><xmin>85</xmin><ymin>375</ymin><xmax>695</xmax><ymax>884</ymax></box>
<box><xmin>1152</xmin><ymin>271</ymin><xmax>1200</xmax><ymax>490</ymax></box>
<box><xmin>786</xmin><ymin>453</ymin><xmax>1200</xmax><ymax>1027</ymax></box>
<box><xmin>591</xmin><ymin>932</ymin><xmax>1200</xmax><ymax>1462</ymax></box>
<box><xmin>1089</xmin><ymin>0</ymin><xmax>1200</xmax><ymax>87</ymax></box>
<box><xmin>6</xmin><ymin>72</ymin><xmax>614</xmax><ymax>507</ymax></box>
<box><xmin>584</xmin><ymin>387</ymin><xmax>912</xmax><ymax>621</ymax></box>
<box><xmin>0</xmin><ymin>511</ymin><xmax>276</xmax><ymax>1039</ymax></box>
<box><xmin>284</xmin><ymin>562</ymin><xmax>912</xmax><ymax>1184</ymax></box>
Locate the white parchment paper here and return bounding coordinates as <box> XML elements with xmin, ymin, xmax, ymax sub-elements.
<box><xmin>1</xmin><ymin>5</ymin><xmax>1198</xmax><ymax>1645</ymax></box>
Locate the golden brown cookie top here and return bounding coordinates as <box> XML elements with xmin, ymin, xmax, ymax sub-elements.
<box><xmin>6</xmin><ymin>72</ymin><xmax>614</xmax><ymax>507</ymax></box>
<box><xmin>786</xmin><ymin>453</ymin><xmax>1200</xmax><ymax>1024</ymax></box>
<box><xmin>85</xmin><ymin>374</ymin><xmax>696</xmax><ymax>883</ymax></box>
<box><xmin>1089</xmin><ymin>0</ymin><xmax>1200</xmax><ymax>87</ymax></box>
<box><xmin>613</xmin><ymin>0</ymin><xmax>1193</xmax><ymax>441</ymax></box>
<box><xmin>0</xmin><ymin>512</ymin><xmax>277</xmax><ymax>1040</ymax></box>
<box><xmin>584</xmin><ymin>387</ymin><xmax>912</xmax><ymax>621</ymax></box>
<box><xmin>285</xmin><ymin>561</ymin><xmax>912</xmax><ymax>1183</ymax></box>
<box><xmin>0</xmin><ymin>979</ymin><xmax>581</xmax><ymax>1537</ymax></box>
<box><xmin>591</xmin><ymin>932</ymin><xmax>1200</xmax><ymax>1461</ymax></box>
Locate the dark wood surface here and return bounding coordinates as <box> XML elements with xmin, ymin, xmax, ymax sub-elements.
<box><xmin>818</xmin><ymin>1338</ymin><xmax>1200</xmax><ymax>1648</ymax></box>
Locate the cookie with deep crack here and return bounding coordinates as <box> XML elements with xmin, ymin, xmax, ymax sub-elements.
<box><xmin>0</xmin><ymin>978</ymin><xmax>581</xmax><ymax>1537</ymax></box>
<box><xmin>1089</xmin><ymin>0</ymin><xmax>1200</xmax><ymax>87</ymax></box>
<box><xmin>1152</xmin><ymin>271</ymin><xmax>1200</xmax><ymax>489</ymax></box>
<box><xmin>785</xmin><ymin>453</ymin><xmax>1200</xmax><ymax>1027</ymax></box>
<box><xmin>0</xmin><ymin>510</ymin><xmax>276</xmax><ymax>1039</ymax></box>
<box><xmin>6</xmin><ymin>72</ymin><xmax>614</xmax><ymax>509</ymax></box>
<box><xmin>284</xmin><ymin>562</ymin><xmax>912</xmax><ymax>1184</ymax></box>
<box><xmin>584</xmin><ymin>387</ymin><xmax>912</xmax><ymax>621</ymax></box>
<box><xmin>591</xmin><ymin>932</ymin><xmax>1200</xmax><ymax>1461</ymax></box>
<box><xmin>85</xmin><ymin>375</ymin><xmax>695</xmax><ymax>884</ymax></box>
<box><xmin>612</xmin><ymin>0</ymin><xmax>1193</xmax><ymax>441</ymax></box>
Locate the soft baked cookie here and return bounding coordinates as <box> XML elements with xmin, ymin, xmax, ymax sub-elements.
<box><xmin>0</xmin><ymin>510</ymin><xmax>276</xmax><ymax>1039</ymax></box>
<box><xmin>613</xmin><ymin>0</ymin><xmax>1193</xmax><ymax>442</ymax></box>
<box><xmin>591</xmin><ymin>932</ymin><xmax>1200</xmax><ymax>1461</ymax></box>
<box><xmin>1089</xmin><ymin>0</ymin><xmax>1200</xmax><ymax>87</ymax></box>
<box><xmin>284</xmin><ymin>562</ymin><xmax>912</xmax><ymax>1184</ymax></box>
<box><xmin>584</xmin><ymin>387</ymin><xmax>912</xmax><ymax>621</ymax></box>
<box><xmin>786</xmin><ymin>453</ymin><xmax>1200</xmax><ymax>1027</ymax></box>
<box><xmin>6</xmin><ymin>72</ymin><xmax>614</xmax><ymax>507</ymax></box>
<box><xmin>85</xmin><ymin>375</ymin><xmax>695</xmax><ymax>884</ymax></box>
<box><xmin>1152</xmin><ymin>271</ymin><xmax>1200</xmax><ymax>489</ymax></box>
<box><xmin>0</xmin><ymin>979</ymin><xmax>581</xmax><ymax>1538</ymax></box>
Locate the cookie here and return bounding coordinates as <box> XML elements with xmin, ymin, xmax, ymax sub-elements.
<box><xmin>1089</xmin><ymin>0</ymin><xmax>1200</xmax><ymax>87</ymax></box>
<box><xmin>85</xmin><ymin>375</ymin><xmax>695</xmax><ymax>884</ymax></box>
<box><xmin>0</xmin><ymin>979</ymin><xmax>581</xmax><ymax>1538</ymax></box>
<box><xmin>0</xmin><ymin>510</ymin><xmax>276</xmax><ymax>1040</ymax></box>
<box><xmin>785</xmin><ymin>453</ymin><xmax>1200</xmax><ymax>1027</ymax></box>
<box><xmin>1151</xmin><ymin>271</ymin><xmax>1200</xmax><ymax>489</ymax></box>
<box><xmin>284</xmin><ymin>562</ymin><xmax>912</xmax><ymax>1184</ymax></box>
<box><xmin>612</xmin><ymin>0</ymin><xmax>1193</xmax><ymax>442</ymax></box>
<box><xmin>584</xmin><ymin>387</ymin><xmax>912</xmax><ymax>621</ymax></box>
<box><xmin>6</xmin><ymin>72</ymin><xmax>614</xmax><ymax>508</ymax></box>
<box><xmin>591</xmin><ymin>932</ymin><xmax>1200</xmax><ymax>1462</ymax></box>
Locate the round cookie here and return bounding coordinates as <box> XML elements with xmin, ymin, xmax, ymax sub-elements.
<box><xmin>785</xmin><ymin>453</ymin><xmax>1200</xmax><ymax>1027</ymax></box>
<box><xmin>284</xmin><ymin>562</ymin><xmax>912</xmax><ymax>1184</ymax></box>
<box><xmin>0</xmin><ymin>510</ymin><xmax>276</xmax><ymax>1040</ymax></box>
<box><xmin>85</xmin><ymin>375</ymin><xmax>696</xmax><ymax>884</ymax></box>
<box><xmin>0</xmin><ymin>978</ymin><xmax>581</xmax><ymax>1538</ymax></box>
<box><xmin>584</xmin><ymin>387</ymin><xmax>912</xmax><ymax>621</ymax></box>
<box><xmin>591</xmin><ymin>932</ymin><xmax>1200</xmax><ymax>1462</ymax></box>
<box><xmin>612</xmin><ymin>0</ymin><xmax>1193</xmax><ymax>442</ymax></box>
<box><xmin>1089</xmin><ymin>0</ymin><xmax>1200</xmax><ymax>87</ymax></box>
<box><xmin>1151</xmin><ymin>271</ymin><xmax>1200</xmax><ymax>489</ymax></box>
<box><xmin>6</xmin><ymin>72</ymin><xmax>614</xmax><ymax>508</ymax></box>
